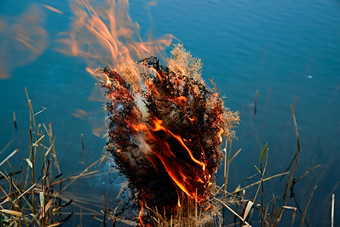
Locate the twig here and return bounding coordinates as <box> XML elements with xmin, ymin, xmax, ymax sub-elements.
<box><xmin>295</xmin><ymin>164</ymin><xmax>321</xmax><ymax>184</ymax></box>
<box><xmin>230</xmin><ymin>172</ymin><xmax>290</xmax><ymax>195</ymax></box>
<box><xmin>229</xmin><ymin>148</ymin><xmax>242</xmax><ymax>163</ymax></box>
<box><xmin>300</xmin><ymin>185</ymin><xmax>317</xmax><ymax>227</ymax></box>
<box><xmin>33</xmin><ymin>107</ymin><xmax>47</xmax><ymax>116</ymax></box>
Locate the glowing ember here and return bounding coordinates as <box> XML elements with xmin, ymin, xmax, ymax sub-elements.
<box><xmin>100</xmin><ymin>45</ymin><xmax>239</xmax><ymax>225</ymax></box>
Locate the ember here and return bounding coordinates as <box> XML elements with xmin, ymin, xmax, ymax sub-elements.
<box><xmin>100</xmin><ymin>44</ymin><xmax>239</xmax><ymax>225</ymax></box>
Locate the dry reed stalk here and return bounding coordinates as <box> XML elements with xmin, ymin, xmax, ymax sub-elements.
<box><xmin>300</xmin><ymin>185</ymin><xmax>317</xmax><ymax>227</ymax></box>
<box><xmin>0</xmin><ymin>149</ymin><xmax>18</xmax><ymax>167</ymax></box>
<box><xmin>61</xmin><ymin>155</ymin><xmax>106</xmax><ymax>191</ymax></box>
<box><xmin>0</xmin><ymin>92</ymin><xmax>82</xmax><ymax>226</ymax></box>
<box><xmin>229</xmin><ymin>172</ymin><xmax>289</xmax><ymax>196</ymax></box>
<box><xmin>13</xmin><ymin>112</ymin><xmax>17</xmax><ymax>130</ymax></box>
<box><xmin>0</xmin><ymin>140</ymin><xmax>13</xmax><ymax>156</ymax></box>
<box><xmin>331</xmin><ymin>193</ymin><xmax>335</xmax><ymax>227</ymax></box>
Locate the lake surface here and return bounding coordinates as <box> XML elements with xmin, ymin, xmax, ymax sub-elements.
<box><xmin>1</xmin><ymin>0</ymin><xmax>339</xmax><ymax>226</ymax></box>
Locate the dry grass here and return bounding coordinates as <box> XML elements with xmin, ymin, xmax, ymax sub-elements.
<box><xmin>0</xmin><ymin>92</ymin><xmax>321</xmax><ymax>227</ymax></box>
<box><xmin>0</xmin><ymin>47</ymin><xmax>323</xmax><ymax>226</ymax></box>
<box><xmin>0</xmin><ymin>90</ymin><xmax>70</xmax><ymax>226</ymax></box>
<box><xmin>0</xmin><ymin>90</ymin><xmax>114</xmax><ymax>226</ymax></box>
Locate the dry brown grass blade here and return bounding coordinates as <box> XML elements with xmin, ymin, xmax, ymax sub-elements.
<box><xmin>291</xmin><ymin>207</ymin><xmax>297</xmax><ymax>227</ymax></box>
<box><xmin>44</xmin><ymin>198</ymin><xmax>54</xmax><ymax>214</ymax></box>
<box><xmin>13</xmin><ymin>183</ymin><xmax>36</xmax><ymax>203</ymax></box>
<box><xmin>49</xmin><ymin>191</ymin><xmax>102</xmax><ymax>215</ymax></box>
<box><xmin>295</xmin><ymin>164</ymin><xmax>321</xmax><ymax>184</ymax></box>
<box><xmin>229</xmin><ymin>148</ymin><xmax>242</xmax><ymax>163</ymax></box>
<box><xmin>290</xmin><ymin>105</ymin><xmax>300</xmax><ymax>180</ymax></box>
<box><xmin>34</xmin><ymin>107</ymin><xmax>47</xmax><ymax>116</ymax></box>
<box><xmin>300</xmin><ymin>185</ymin><xmax>317</xmax><ymax>227</ymax></box>
<box><xmin>32</xmin><ymin>135</ymin><xmax>45</xmax><ymax>147</ymax></box>
<box><xmin>231</xmin><ymin>172</ymin><xmax>289</xmax><ymax>195</ymax></box>
<box><xmin>0</xmin><ymin>140</ymin><xmax>13</xmax><ymax>156</ymax></box>
<box><xmin>145</xmin><ymin>204</ymin><xmax>168</xmax><ymax>225</ymax></box>
<box><xmin>51</xmin><ymin>170</ymin><xmax>100</xmax><ymax>186</ymax></box>
<box><xmin>47</xmin><ymin>212</ymin><xmax>73</xmax><ymax>227</ymax></box>
<box><xmin>1</xmin><ymin>209</ymin><xmax>23</xmax><ymax>217</ymax></box>
<box><xmin>61</xmin><ymin>156</ymin><xmax>104</xmax><ymax>191</ymax></box>
<box><xmin>0</xmin><ymin>186</ymin><xmax>11</xmax><ymax>204</ymax></box>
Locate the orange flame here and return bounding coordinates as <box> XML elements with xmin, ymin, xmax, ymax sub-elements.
<box><xmin>139</xmin><ymin>201</ymin><xmax>145</xmax><ymax>225</ymax></box>
<box><xmin>56</xmin><ymin>0</ymin><xmax>175</xmax><ymax>139</ymax></box>
<box><xmin>58</xmin><ymin>0</ymin><xmax>174</xmax><ymax>82</ymax></box>
<box><xmin>127</xmin><ymin>116</ymin><xmax>208</xmax><ymax>203</ymax></box>
<box><xmin>152</xmin><ymin>117</ymin><xmax>206</xmax><ymax>170</ymax></box>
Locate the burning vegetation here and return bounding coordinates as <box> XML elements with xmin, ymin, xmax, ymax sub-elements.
<box><xmin>99</xmin><ymin>44</ymin><xmax>239</xmax><ymax>225</ymax></box>
<box><xmin>0</xmin><ymin>0</ymin><xmax>323</xmax><ymax>226</ymax></box>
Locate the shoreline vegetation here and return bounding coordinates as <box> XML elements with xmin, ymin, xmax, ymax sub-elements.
<box><xmin>0</xmin><ymin>45</ymin><xmax>331</xmax><ymax>226</ymax></box>
<box><xmin>1</xmin><ymin>90</ymin><xmax>330</xmax><ymax>226</ymax></box>
<box><xmin>0</xmin><ymin>45</ymin><xmax>335</xmax><ymax>227</ymax></box>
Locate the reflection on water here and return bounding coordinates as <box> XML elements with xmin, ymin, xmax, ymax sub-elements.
<box><xmin>0</xmin><ymin>0</ymin><xmax>339</xmax><ymax>226</ymax></box>
<box><xmin>0</xmin><ymin>5</ymin><xmax>47</xmax><ymax>78</ymax></box>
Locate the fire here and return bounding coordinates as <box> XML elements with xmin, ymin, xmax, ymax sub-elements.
<box><xmin>139</xmin><ymin>201</ymin><xmax>145</xmax><ymax>226</ymax></box>
<box><xmin>55</xmin><ymin>0</ymin><xmax>238</xmax><ymax>224</ymax></box>
<box><xmin>58</xmin><ymin>0</ymin><xmax>174</xmax><ymax>84</ymax></box>
<box><xmin>152</xmin><ymin>116</ymin><xmax>206</xmax><ymax>171</ymax></box>
<box><xmin>0</xmin><ymin>0</ymin><xmax>240</xmax><ymax>224</ymax></box>
<box><xmin>101</xmin><ymin>45</ymin><xmax>239</xmax><ymax>224</ymax></box>
<box><xmin>128</xmin><ymin>114</ymin><xmax>206</xmax><ymax>202</ymax></box>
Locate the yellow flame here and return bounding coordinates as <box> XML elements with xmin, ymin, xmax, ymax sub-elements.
<box><xmin>58</xmin><ymin>0</ymin><xmax>174</xmax><ymax>82</ymax></box>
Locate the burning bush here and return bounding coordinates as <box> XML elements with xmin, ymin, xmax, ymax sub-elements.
<box><xmin>100</xmin><ymin>44</ymin><xmax>239</xmax><ymax>225</ymax></box>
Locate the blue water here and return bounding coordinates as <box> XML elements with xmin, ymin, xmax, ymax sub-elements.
<box><xmin>1</xmin><ymin>0</ymin><xmax>339</xmax><ymax>226</ymax></box>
